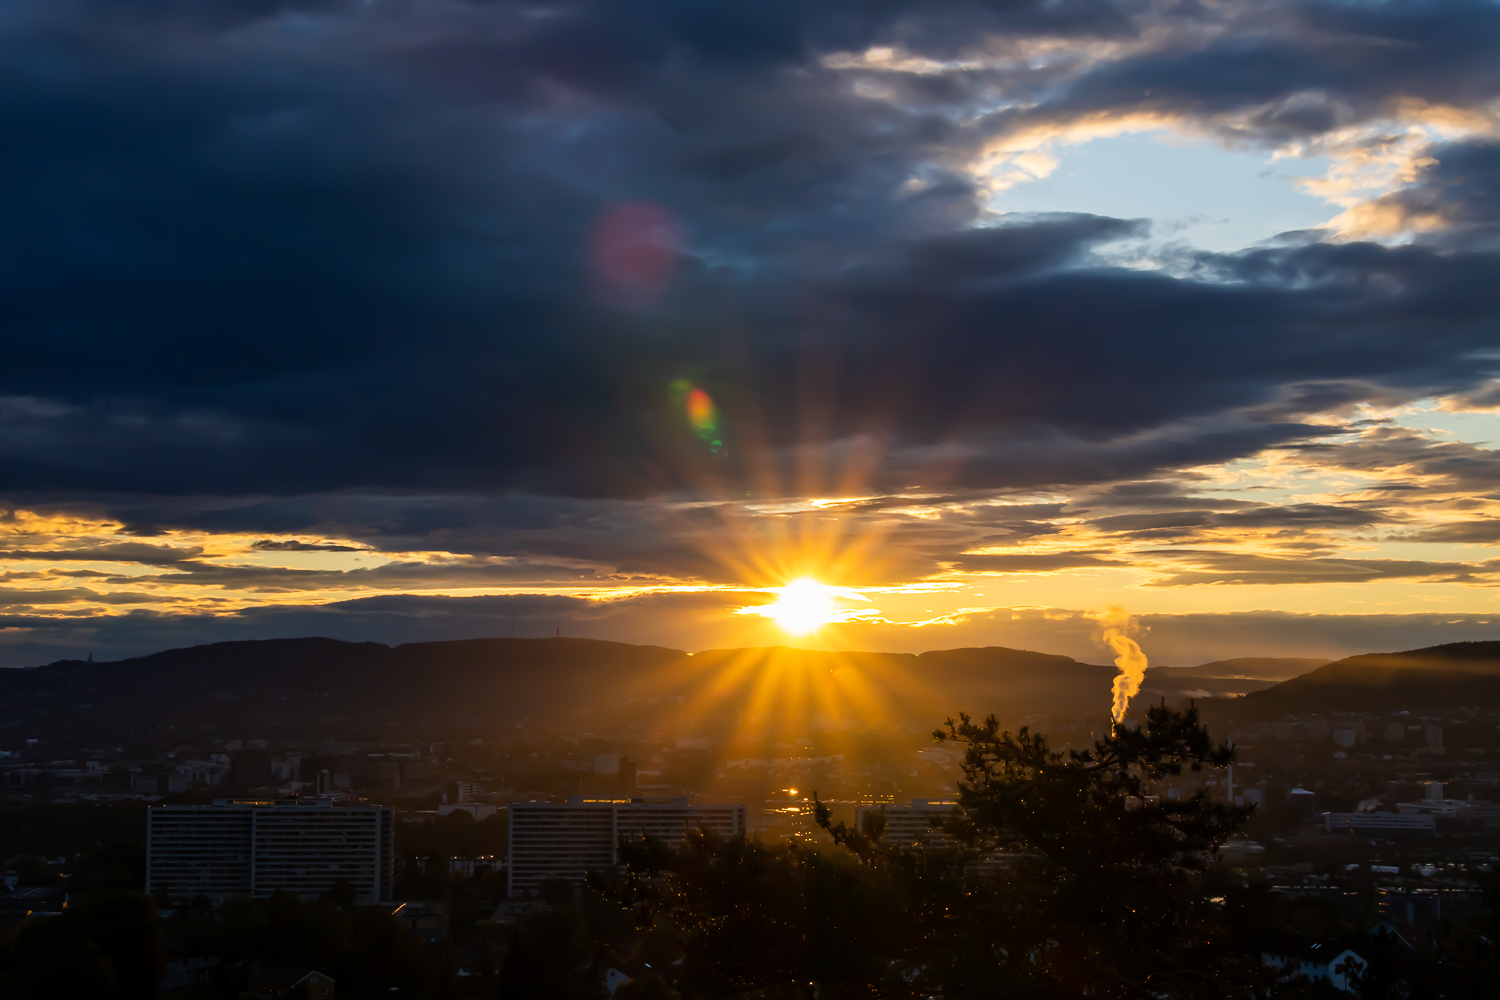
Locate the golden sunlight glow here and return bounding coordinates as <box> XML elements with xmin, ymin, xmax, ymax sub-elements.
<box><xmin>762</xmin><ymin>578</ymin><xmax>843</xmax><ymax>634</ymax></box>
<box><xmin>741</xmin><ymin>578</ymin><xmax>857</xmax><ymax>635</ymax></box>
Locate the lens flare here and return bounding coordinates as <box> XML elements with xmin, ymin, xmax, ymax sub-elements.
<box><xmin>589</xmin><ymin>202</ymin><xmax>682</xmax><ymax>309</ymax></box>
<box><xmin>670</xmin><ymin>379</ymin><xmax>725</xmax><ymax>452</ymax></box>
<box><xmin>685</xmin><ymin>388</ymin><xmax>717</xmax><ymax>437</ymax></box>
<box><xmin>737</xmin><ymin>578</ymin><xmax>876</xmax><ymax>635</ymax></box>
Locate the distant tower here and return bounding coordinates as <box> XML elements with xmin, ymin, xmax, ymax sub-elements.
<box><xmin>87</xmin><ymin>652</ymin><xmax>93</xmax><ymax>663</ymax></box>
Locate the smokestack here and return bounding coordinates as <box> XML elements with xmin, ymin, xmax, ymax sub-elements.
<box><xmin>1100</xmin><ymin>606</ymin><xmax>1148</xmax><ymax>725</ymax></box>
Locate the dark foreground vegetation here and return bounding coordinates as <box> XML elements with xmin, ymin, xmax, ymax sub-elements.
<box><xmin>496</xmin><ymin>705</ymin><xmax>1500</xmax><ymax>998</ymax></box>
<box><xmin>4</xmin><ymin>705</ymin><xmax>1499</xmax><ymax>998</ymax></box>
<box><xmin>599</xmin><ymin>705</ymin><xmax>1500</xmax><ymax>999</ymax></box>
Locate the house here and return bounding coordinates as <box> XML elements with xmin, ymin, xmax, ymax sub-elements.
<box><xmin>239</xmin><ymin>967</ymin><xmax>335</xmax><ymax>1000</ymax></box>
<box><xmin>390</xmin><ymin>900</ymin><xmax>449</xmax><ymax>943</ymax></box>
<box><xmin>1370</xmin><ymin>921</ymin><xmax>1428</xmax><ymax>953</ymax></box>
<box><xmin>602</xmin><ymin>958</ymin><xmax>681</xmax><ymax>996</ymax></box>
<box><xmin>446</xmin><ymin>854</ymin><xmax>500</xmax><ymax>877</ymax></box>
<box><xmin>604</xmin><ymin>966</ymin><xmax>633</xmax><ymax>996</ymax></box>
<box><xmin>1263</xmin><ymin>942</ymin><xmax>1365</xmax><ymax>992</ymax></box>
<box><xmin>161</xmin><ymin>956</ymin><xmax>221</xmax><ymax>993</ymax></box>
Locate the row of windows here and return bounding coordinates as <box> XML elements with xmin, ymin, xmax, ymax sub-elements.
<box><xmin>507</xmin><ymin>807</ymin><xmax>746</xmax><ymax>895</ymax></box>
<box><xmin>148</xmin><ymin>807</ymin><xmax>393</xmax><ymax>901</ymax></box>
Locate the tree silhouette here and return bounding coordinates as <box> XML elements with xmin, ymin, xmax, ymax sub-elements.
<box><xmin>615</xmin><ymin>704</ymin><xmax>1288</xmax><ymax>998</ymax></box>
<box><xmin>0</xmin><ymin>891</ymin><xmax>165</xmax><ymax>1000</ymax></box>
<box><xmin>498</xmin><ymin>907</ymin><xmax>597</xmax><ymax>1000</ymax></box>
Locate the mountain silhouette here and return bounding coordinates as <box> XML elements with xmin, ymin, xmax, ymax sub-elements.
<box><xmin>9</xmin><ymin>636</ymin><xmax>1480</xmax><ymax>745</ymax></box>
<box><xmin>0</xmin><ymin>637</ymin><xmax>1126</xmax><ymax>744</ymax></box>
<box><xmin>1228</xmin><ymin>641</ymin><xmax>1500</xmax><ymax>718</ymax></box>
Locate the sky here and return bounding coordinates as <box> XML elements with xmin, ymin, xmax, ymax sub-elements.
<box><xmin>3</xmin><ymin>0</ymin><xmax>1500</xmax><ymax>667</ymax></box>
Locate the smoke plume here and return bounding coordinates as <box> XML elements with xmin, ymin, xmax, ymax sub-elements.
<box><xmin>1101</xmin><ymin>606</ymin><xmax>1148</xmax><ymax>724</ymax></box>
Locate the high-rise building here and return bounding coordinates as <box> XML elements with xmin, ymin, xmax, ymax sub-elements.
<box><xmin>146</xmin><ymin>798</ymin><xmax>395</xmax><ymax>904</ymax></box>
<box><xmin>854</xmin><ymin>799</ymin><xmax>959</xmax><ymax>848</ymax></box>
<box><xmin>507</xmin><ymin>796</ymin><xmax>746</xmax><ymax>897</ymax></box>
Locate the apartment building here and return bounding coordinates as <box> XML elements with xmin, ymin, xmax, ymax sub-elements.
<box><xmin>854</xmin><ymin>799</ymin><xmax>959</xmax><ymax>848</ymax></box>
<box><xmin>146</xmin><ymin>798</ymin><xmax>394</xmax><ymax>904</ymax></box>
<box><xmin>507</xmin><ymin>796</ymin><xmax>746</xmax><ymax>896</ymax></box>
<box><xmin>1324</xmin><ymin>812</ymin><xmax>1438</xmax><ymax>837</ymax></box>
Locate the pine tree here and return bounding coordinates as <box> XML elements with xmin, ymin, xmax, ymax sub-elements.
<box><xmin>614</xmin><ymin>704</ymin><xmax>1291</xmax><ymax>998</ymax></box>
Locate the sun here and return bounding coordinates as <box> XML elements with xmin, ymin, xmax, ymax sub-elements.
<box><xmin>747</xmin><ymin>578</ymin><xmax>850</xmax><ymax>635</ymax></box>
<box><xmin>734</xmin><ymin>578</ymin><xmax>880</xmax><ymax>635</ymax></box>
<box><xmin>762</xmin><ymin>578</ymin><xmax>843</xmax><ymax>635</ymax></box>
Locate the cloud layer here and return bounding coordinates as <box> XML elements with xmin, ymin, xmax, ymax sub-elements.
<box><xmin>1</xmin><ymin>0</ymin><xmax>1500</xmax><ymax>661</ymax></box>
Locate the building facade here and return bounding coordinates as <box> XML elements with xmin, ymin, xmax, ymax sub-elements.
<box><xmin>1324</xmin><ymin>812</ymin><xmax>1437</xmax><ymax>836</ymax></box>
<box><xmin>507</xmin><ymin>797</ymin><xmax>746</xmax><ymax>896</ymax></box>
<box><xmin>146</xmin><ymin>798</ymin><xmax>394</xmax><ymax>904</ymax></box>
<box><xmin>855</xmin><ymin>799</ymin><xmax>959</xmax><ymax>848</ymax></box>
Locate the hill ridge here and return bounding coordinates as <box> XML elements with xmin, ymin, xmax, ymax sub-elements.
<box><xmin>1231</xmin><ymin>640</ymin><xmax>1500</xmax><ymax>718</ymax></box>
<box><xmin>12</xmin><ymin>635</ymin><xmax>1491</xmax><ymax>743</ymax></box>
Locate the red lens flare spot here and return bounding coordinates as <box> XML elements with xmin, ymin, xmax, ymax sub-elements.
<box><xmin>684</xmin><ymin>388</ymin><xmax>716</xmax><ymax>435</ymax></box>
<box><xmin>669</xmin><ymin>379</ymin><xmax>725</xmax><ymax>453</ymax></box>
<box><xmin>589</xmin><ymin>202</ymin><xmax>682</xmax><ymax>309</ymax></box>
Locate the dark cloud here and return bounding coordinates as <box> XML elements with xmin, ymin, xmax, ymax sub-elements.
<box><xmin>1289</xmin><ymin>428</ymin><xmax>1500</xmax><ymax>493</ymax></box>
<box><xmin>1013</xmin><ymin>0</ymin><xmax>1500</xmax><ymax>150</ymax></box>
<box><xmin>951</xmin><ymin>551</ymin><xmax>1129</xmax><ymax>572</ymax></box>
<box><xmin>250</xmin><ymin>539</ymin><xmax>363</xmax><ymax>552</ymax></box>
<box><xmin>857</xmin><ymin>214</ymin><xmax>1147</xmax><ymax>285</ymax></box>
<box><xmin>1402</xmin><ymin>518</ymin><xmax>1500</xmax><ymax>544</ymax></box>
<box><xmin>0</xmin><ymin>0</ymin><xmax>1493</xmax><ymax>513</ymax></box>
<box><xmin>1091</xmin><ymin>511</ymin><xmax>1213</xmax><ymax>533</ymax></box>
<box><xmin>0</xmin><ymin>543</ymin><xmax>203</xmax><ymax>565</ymax></box>
<box><xmin>0</xmin><ymin>0</ymin><xmax>1492</xmax><ymax>635</ymax></box>
<box><xmin>1213</xmin><ymin>505</ymin><xmax>1393</xmax><ymax>529</ymax></box>
<box><xmin>1070</xmin><ymin>483</ymin><xmax>1261</xmax><ymax>512</ymax></box>
<box><xmin>1092</xmin><ymin>504</ymin><xmax>1389</xmax><ymax>534</ymax></box>
<box><xmin>0</xmin><ymin>587</ymin><xmax>174</xmax><ymax>607</ymax></box>
<box><xmin>1144</xmin><ymin>549</ymin><xmax>1496</xmax><ymax>587</ymax></box>
<box><xmin>112</xmin><ymin>557</ymin><xmax>631</xmax><ymax>593</ymax></box>
<box><xmin>1364</xmin><ymin>139</ymin><xmax>1500</xmax><ymax>247</ymax></box>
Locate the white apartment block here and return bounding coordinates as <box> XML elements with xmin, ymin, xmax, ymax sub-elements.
<box><xmin>1325</xmin><ymin>812</ymin><xmax>1437</xmax><ymax>836</ymax></box>
<box><xmin>855</xmin><ymin>799</ymin><xmax>959</xmax><ymax>848</ymax></box>
<box><xmin>146</xmin><ymin>798</ymin><xmax>395</xmax><ymax>904</ymax></box>
<box><xmin>507</xmin><ymin>796</ymin><xmax>746</xmax><ymax>896</ymax></box>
